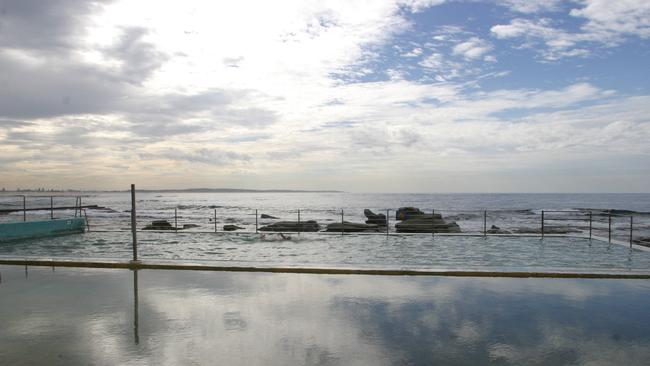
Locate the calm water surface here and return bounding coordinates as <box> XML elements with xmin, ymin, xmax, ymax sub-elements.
<box><xmin>1</xmin><ymin>265</ymin><xmax>649</xmax><ymax>365</ymax></box>
<box><xmin>1</xmin><ymin>233</ymin><xmax>650</xmax><ymax>271</ymax></box>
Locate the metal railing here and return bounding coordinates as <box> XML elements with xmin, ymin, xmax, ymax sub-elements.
<box><xmin>0</xmin><ymin>194</ymin><xmax>90</xmax><ymax>228</ymax></box>
<box><xmin>114</xmin><ymin>205</ymin><xmax>641</xmax><ymax>240</ymax></box>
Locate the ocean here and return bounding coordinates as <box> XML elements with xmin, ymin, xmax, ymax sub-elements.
<box><xmin>2</xmin><ymin>191</ymin><xmax>650</xmax><ymax>235</ymax></box>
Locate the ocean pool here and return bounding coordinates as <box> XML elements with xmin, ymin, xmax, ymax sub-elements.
<box><xmin>1</xmin><ymin>265</ymin><xmax>649</xmax><ymax>365</ymax></box>
<box><xmin>0</xmin><ymin>231</ymin><xmax>649</xmax><ymax>272</ymax></box>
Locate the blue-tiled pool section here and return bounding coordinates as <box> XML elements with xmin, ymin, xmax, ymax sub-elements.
<box><xmin>1</xmin><ymin>265</ymin><xmax>649</xmax><ymax>365</ymax></box>
<box><xmin>0</xmin><ymin>232</ymin><xmax>649</xmax><ymax>271</ymax></box>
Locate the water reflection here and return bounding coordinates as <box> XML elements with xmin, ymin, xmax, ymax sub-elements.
<box><xmin>133</xmin><ymin>269</ymin><xmax>139</xmax><ymax>345</ymax></box>
<box><xmin>0</xmin><ymin>265</ymin><xmax>649</xmax><ymax>365</ymax></box>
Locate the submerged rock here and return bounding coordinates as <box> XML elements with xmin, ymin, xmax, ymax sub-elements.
<box><xmin>182</xmin><ymin>224</ymin><xmax>200</xmax><ymax>229</ymax></box>
<box><xmin>259</xmin><ymin>220</ymin><xmax>320</xmax><ymax>232</ymax></box>
<box><xmin>364</xmin><ymin>209</ymin><xmax>387</xmax><ymax>226</ymax></box>
<box><xmin>326</xmin><ymin>221</ymin><xmax>380</xmax><ymax>232</ymax></box>
<box><xmin>395</xmin><ymin>213</ymin><xmax>461</xmax><ymax>233</ymax></box>
<box><xmin>143</xmin><ymin>220</ymin><xmax>175</xmax><ymax>230</ymax></box>
<box><xmin>260</xmin><ymin>214</ymin><xmax>279</xmax><ymax>219</ymax></box>
<box><xmin>633</xmin><ymin>237</ymin><xmax>650</xmax><ymax>247</ymax></box>
<box><xmin>487</xmin><ymin>225</ymin><xmax>511</xmax><ymax>234</ymax></box>
<box><xmin>512</xmin><ymin>226</ymin><xmax>582</xmax><ymax>234</ymax></box>
<box><xmin>223</xmin><ymin>224</ymin><xmax>244</xmax><ymax>231</ymax></box>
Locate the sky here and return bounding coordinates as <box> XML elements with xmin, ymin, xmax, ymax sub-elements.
<box><xmin>0</xmin><ymin>0</ymin><xmax>649</xmax><ymax>193</ymax></box>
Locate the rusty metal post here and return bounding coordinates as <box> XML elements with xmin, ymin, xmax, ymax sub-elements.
<box><xmin>255</xmin><ymin>209</ymin><xmax>258</xmax><ymax>233</ymax></box>
<box><xmin>541</xmin><ymin>210</ymin><xmax>545</xmax><ymax>239</ymax></box>
<box><xmin>130</xmin><ymin>184</ymin><xmax>138</xmax><ymax>262</ymax></box>
<box><xmin>298</xmin><ymin>209</ymin><xmax>301</xmax><ymax>234</ymax></box>
<box><xmin>174</xmin><ymin>208</ymin><xmax>178</xmax><ymax>233</ymax></box>
<box><xmin>50</xmin><ymin>196</ymin><xmax>54</xmax><ymax>220</ymax></box>
<box><xmin>214</xmin><ymin>209</ymin><xmax>217</xmax><ymax>233</ymax></box>
<box><xmin>589</xmin><ymin>211</ymin><xmax>592</xmax><ymax>240</ymax></box>
<box><xmin>22</xmin><ymin>195</ymin><xmax>26</xmax><ymax>221</ymax></box>
<box><xmin>341</xmin><ymin>209</ymin><xmax>344</xmax><ymax>236</ymax></box>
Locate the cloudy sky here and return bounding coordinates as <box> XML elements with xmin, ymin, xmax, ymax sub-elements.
<box><xmin>1</xmin><ymin>0</ymin><xmax>649</xmax><ymax>192</ymax></box>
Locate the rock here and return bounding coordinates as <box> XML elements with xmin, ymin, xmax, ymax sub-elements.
<box><xmin>395</xmin><ymin>214</ymin><xmax>461</xmax><ymax>233</ymax></box>
<box><xmin>364</xmin><ymin>209</ymin><xmax>387</xmax><ymax>226</ymax></box>
<box><xmin>396</xmin><ymin>207</ymin><xmax>424</xmax><ymax>220</ymax></box>
<box><xmin>182</xmin><ymin>224</ymin><xmax>200</xmax><ymax>229</ymax></box>
<box><xmin>259</xmin><ymin>220</ymin><xmax>320</xmax><ymax>232</ymax></box>
<box><xmin>143</xmin><ymin>220</ymin><xmax>175</xmax><ymax>230</ymax></box>
<box><xmin>487</xmin><ymin>225</ymin><xmax>511</xmax><ymax>234</ymax></box>
<box><xmin>260</xmin><ymin>214</ymin><xmax>279</xmax><ymax>219</ymax></box>
<box><xmin>223</xmin><ymin>224</ymin><xmax>244</xmax><ymax>231</ymax></box>
<box><xmin>632</xmin><ymin>237</ymin><xmax>650</xmax><ymax>247</ymax></box>
<box><xmin>326</xmin><ymin>221</ymin><xmax>380</xmax><ymax>232</ymax></box>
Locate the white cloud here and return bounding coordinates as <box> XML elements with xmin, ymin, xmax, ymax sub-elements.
<box><xmin>452</xmin><ymin>37</ymin><xmax>493</xmax><ymax>59</ymax></box>
<box><xmin>402</xmin><ymin>47</ymin><xmax>423</xmax><ymax>57</ymax></box>
<box><xmin>492</xmin><ymin>1</ymin><xmax>650</xmax><ymax>61</ymax></box>
<box><xmin>491</xmin><ymin>18</ymin><xmax>599</xmax><ymax>60</ymax></box>
<box><xmin>495</xmin><ymin>0</ymin><xmax>562</xmax><ymax>14</ymax></box>
<box><xmin>570</xmin><ymin>0</ymin><xmax>650</xmax><ymax>39</ymax></box>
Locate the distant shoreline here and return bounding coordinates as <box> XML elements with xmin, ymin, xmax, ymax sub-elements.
<box><xmin>0</xmin><ymin>188</ymin><xmax>344</xmax><ymax>194</ymax></box>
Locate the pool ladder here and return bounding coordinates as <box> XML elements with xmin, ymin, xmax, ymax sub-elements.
<box><xmin>73</xmin><ymin>196</ymin><xmax>91</xmax><ymax>232</ymax></box>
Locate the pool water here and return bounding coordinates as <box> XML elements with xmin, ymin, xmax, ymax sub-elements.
<box><xmin>1</xmin><ymin>265</ymin><xmax>649</xmax><ymax>365</ymax></box>
<box><xmin>0</xmin><ymin>232</ymin><xmax>649</xmax><ymax>271</ymax></box>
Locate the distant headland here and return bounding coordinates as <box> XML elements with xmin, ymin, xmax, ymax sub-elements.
<box><xmin>130</xmin><ymin>188</ymin><xmax>344</xmax><ymax>193</ymax></box>
<box><xmin>0</xmin><ymin>188</ymin><xmax>343</xmax><ymax>193</ymax></box>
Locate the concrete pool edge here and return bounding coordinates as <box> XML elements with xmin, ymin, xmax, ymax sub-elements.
<box><xmin>2</xmin><ymin>258</ymin><xmax>650</xmax><ymax>279</ymax></box>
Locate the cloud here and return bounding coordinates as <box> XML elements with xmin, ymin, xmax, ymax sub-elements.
<box><xmin>570</xmin><ymin>0</ymin><xmax>650</xmax><ymax>39</ymax></box>
<box><xmin>1</xmin><ymin>0</ymin><xmax>648</xmax><ymax>191</ymax></box>
<box><xmin>452</xmin><ymin>37</ymin><xmax>493</xmax><ymax>59</ymax></box>
<box><xmin>491</xmin><ymin>1</ymin><xmax>650</xmax><ymax>61</ymax></box>
<box><xmin>102</xmin><ymin>26</ymin><xmax>169</xmax><ymax>84</ymax></box>
<box><xmin>0</xmin><ymin>0</ymin><xmax>113</xmax><ymax>51</ymax></box>
<box><xmin>491</xmin><ymin>18</ymin><xmax>597</xmax><ymax>60</ymax></box>
<box><xmin>139</xmin><ymin>148</ymin><xmax>251</xmax><ymax>166</ymax></box>
<box><xmin>495</xmin><ymin>0</ymin><xmax>562</xmax><ymax>14</ymax></box>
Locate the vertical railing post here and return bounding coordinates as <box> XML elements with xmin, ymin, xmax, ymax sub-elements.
<box><xmin>214</xmin><ymin>209</ymin><xmax>217</xmax><ymax>233</ymax></box>
<box><xmin>431</xmin><ymin>209</ymin><xmax>435</xmax><ymax>237</ymax></box>
<box><xmin>608</xmin><ymin>211</ymin><xmax>612</xmax><ymax>243</ymax></box>
<box><xmin>255</xmin><ymin>209</ymin><xmax>258</xmax><ymax>233</ymax></box>
<box><xmin>541</xmin><ymin>210</ymin><xmax>545</xmax><ymax>239</ymax></box>
<box><xmin>22</xmin><ymin>195</ymin><xmax>26</xmax><ymax>221</ymax></box>
<box><xmin>386</xmin><ymin>209</ymin><xmax>389</xmax><ymax>236</ymax></box>
<box><xmin>589</xmin><ymin>211</ymin><xmax>592</xmax><ymax>240</ymax></box>
<box><xmin>50</xmin><ymin>196</ymin><xmax>54</xmax><ymax>220</ymax></box>
<box><xmin>341</xmin><ymin>209</ymin><xmax>344</xmax><ymax>236</ymax></box>
<box><xmin>174</xmin><ymin>208</ymin><xmax>178</xmax><ymax>233</ymax></box>
<box><xmin>483</xmin><ymin>210</ymin><xmax>487</xmax><ymax>237</ymax></box>
<box><xmin>298</xmin><ymin>209</ymin><xmax>301</xmax><ymax>234</ymax></box>
<box><xmin>629</xmin><ymin>216</ymin><xmax>633</xmax><ymax>248</ymax></box>
<box><xmin>130</xmin><ymin>184</ymin><xmax>138</xmax><ymax>262</ymax></box>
